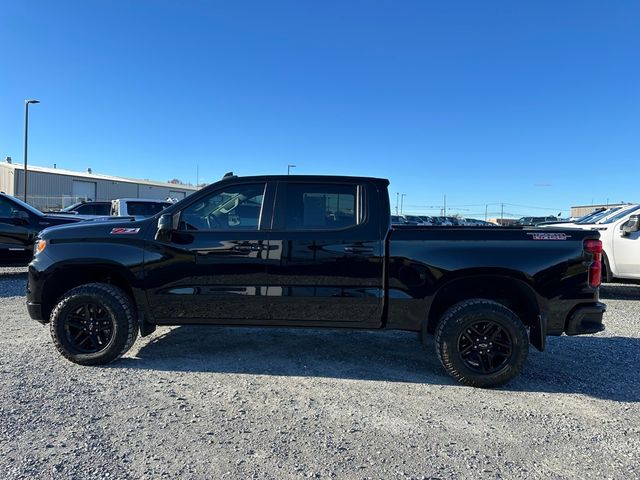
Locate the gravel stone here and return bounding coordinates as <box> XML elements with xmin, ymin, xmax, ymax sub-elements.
<box><xmin>0</xmin><ymin>274</ymin><xmax>638</xmax><ymax>479</ymax></box>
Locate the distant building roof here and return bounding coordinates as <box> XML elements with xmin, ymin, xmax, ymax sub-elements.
<box><xmin>570</xmin><ymin>203</ymin><xmax>627</xmax><ymax>209</ymax></box>
<box><xmin>0</xmin><ymin>161</ymin><xmax>198</xmax><ymax>191</ymax></box>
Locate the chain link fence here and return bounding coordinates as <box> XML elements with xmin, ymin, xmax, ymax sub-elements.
<box><xmin>25</xmin><ymin>195</ymin><xmax>92</xmax><ymax>212</ymax></box>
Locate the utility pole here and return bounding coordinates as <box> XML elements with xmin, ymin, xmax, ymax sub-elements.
<box><xmin>23</xmin><ymin>99</ymin><xmax>40</xmax><ymax>202</ymax></box>
<box><xmin>443</xmin><ymin>194</ymin><xmax>447</xmax><ymax>216</ymax></box>
<box><xmin>400</xmin><ymin>194</ymin><xmax>406</xmax><ymax>215</ymax></box>
<box><xmin>500</xmin><ymin>203</ymin><xmax>504</xmax><ymax>223</ymax></box>
<box><xmin>395</xmin><ymin>192</ymin><xmax>399</xmax><ymax>215</ymax></box>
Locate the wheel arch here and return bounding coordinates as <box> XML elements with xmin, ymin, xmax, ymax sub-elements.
<box><xmin>40</xmin><ymin>262</ymin><xmax>139</xmax><ymax>322</ymax></box>
<box><xmin>425</xmin><ymin>273</ymin><xmax>543</xmax><ymax>349</ymax></box>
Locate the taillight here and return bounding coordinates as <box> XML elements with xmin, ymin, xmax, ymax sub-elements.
<box><xmin>584</xmin><ymin>239</ymin><xmax>603</xmax><ymax>288</ymax></box>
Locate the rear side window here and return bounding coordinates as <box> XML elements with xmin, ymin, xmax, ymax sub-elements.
<box><xmin>94</xmin><ymin>204</ymin><xmax>111</xmax><ymax>216</ymax></box>
<box><xmin>283</xmin><ymin>184</ymin><xmax>358</xmax><ymax>230</ymax></box>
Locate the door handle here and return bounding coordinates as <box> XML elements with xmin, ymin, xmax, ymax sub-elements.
<box><xmin>344</xmin><ymin>246</ymin><xmax>374</xmax><ymax>254</ymax></box>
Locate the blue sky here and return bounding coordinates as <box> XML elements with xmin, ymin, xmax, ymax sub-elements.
<box><xmin>1</xmin><ymin>1</ymin><xmax>638</xmax><ymax>218</ymax></box>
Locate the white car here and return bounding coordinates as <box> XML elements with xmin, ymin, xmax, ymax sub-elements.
<box><xmin>543</xmin><ymin>204</ymin><xmax>640</xmax><ymax>281</ymax></box>
<box><xmin>110</xmin><ymin>198</ymin><xmax>172</xmax><ymax>218</ymax></box>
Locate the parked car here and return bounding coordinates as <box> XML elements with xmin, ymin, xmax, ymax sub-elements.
<box><xmin>418</xmin><ymin>216</ymin><xmax>434</xmax><ymax>225</ymax></box>
<box><xmin>110</xmin><ymin>198</ymin><xmax>172</xmax><ymax>218</ymax></box>
<box><xmin>542</xmin><ymin>204</ymin><xmax>640</xmax><ymax>282</ymax></box>
<box><xmin>515</xmin><ymin>216</ymin><xmax>558</xmax><ymax>226</ymax></box>
<box><xmin>0</xmin><ymin>193</ymin><xmax>81</xmax><ymax>264</ymax></box>
<box><xmin>390</xmin><ymin>215</ymin><xmax>408</xmax><ymax>225</ymax></box>
<box><xmin>27</xmin><ymin>174</ymin><xmax>605</xmax><ymax>388</ymax></box>
<box><xmin>404</xmin><ymin>215</ymin><xmax>429</xmax><ymax>225</ymax></box>
<box><xmin>431</xmin><ymin>216</ymin><xmax>453</xmax><ymax>226</ymax></box>
<box><xmin>542</xmin><ymin>208</ymin><xmax>620</xmax><ymax>228</ymax></box>
<box><xmin>59</xmin><ymin>201</ymin><xmax>112</xmax><ymax>216</ymax></box>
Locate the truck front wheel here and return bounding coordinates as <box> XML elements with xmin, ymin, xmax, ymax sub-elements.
<box><xmin>434</xmin><ymin>299</ymin><xmax>528</xmax><ymax>388</ymax></box>
<box><xmin>49</xmin><ymin>283</ymin><xmax>138</xmax><ymax>365</ymax></box>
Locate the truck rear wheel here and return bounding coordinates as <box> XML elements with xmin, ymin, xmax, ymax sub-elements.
<box><xmin>49</xmin><ymin>283</ymin><xmax>138</xmax><ymax>365</ymax></box>
<box><xmin>434</xmin><ymin>299</ymin><xmax>528</xmax><ymax>388</ymax></box>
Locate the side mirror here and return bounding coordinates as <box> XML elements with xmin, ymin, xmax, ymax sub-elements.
<box><xmin>155</xmin><ymin>213</ymin><xmax>175</xmax><ymax>241</ymax></box>
<box><xmin>12</xmin><ymin>210</ymin><xmax>30</xmax><ymax>224</ymax></box>
<box><xmin>621</xmin><ymin>215</ymin><xmax>640</xmax><ymax>236</ymax></box>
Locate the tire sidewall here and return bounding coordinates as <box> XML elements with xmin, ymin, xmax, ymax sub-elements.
<box><xmin>437</xmin><ymin>302</ymin><xmax>529</xmax><ymax>387</ymax></box>
<box><xmin>50</xmin><ymin>287</ymin><xmax>133</xmax><ymax>365</ymax></box>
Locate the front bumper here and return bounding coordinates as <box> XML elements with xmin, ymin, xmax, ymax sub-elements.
<box><xmin>565</xmin><ymin>302</ymin><xmax>606</xmax><ymax>335</ymax></box>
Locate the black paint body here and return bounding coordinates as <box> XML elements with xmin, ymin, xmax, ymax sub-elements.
<box><xmin>26</xmin><ymin>175</ymin><xmax>605</xmax><ymax>349</ymax></box>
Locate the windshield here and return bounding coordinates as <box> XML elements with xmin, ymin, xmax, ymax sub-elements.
<box><xmin>60</xmin><ymin>202</ymin><xmax>83</xmax><ymax>212</ymax></box>
<box><xmin>576</xmin><ymin>207</ymin><xmax>621</xmax><ymax>224</ymax></box>
<box><xmin>599</xmin><ymin>205</ymin><xmax>640</xmax><ymax>224</ymax></box>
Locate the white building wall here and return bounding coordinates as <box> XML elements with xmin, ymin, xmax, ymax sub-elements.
<box><xmin>0</xmin><ymin>164</ymin><xmax>16</xmax><ymax>195</ymax></box>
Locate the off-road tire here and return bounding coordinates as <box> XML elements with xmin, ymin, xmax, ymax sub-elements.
<box><xmin>434</xmin><ymin>298</ymin><xmax>528</xmax><ymax>388</ymax></box>
<box><xmin>50</xmin><ymin>283</ymin><xmax>138</xmax><ymax>365</ymax></box>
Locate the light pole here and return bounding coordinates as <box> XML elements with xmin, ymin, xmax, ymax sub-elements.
<box><xmin>395</xmin><ymin>192</ymin><xmax>400</xmax><ymax>215</ymax></box>
<box><xmin>400</xmin><ymin>194</ymin><xmax>406</xmax><ymax>215</ymax></box>
<box><xmin>287</xmin><ymin>164</ymin><xmax>296</xmax><ymax>175</ymax></box>
<box><xmin>23</xmin><ymin>99</ymin><xmax>40</xmax><ymax>202</ymax></box>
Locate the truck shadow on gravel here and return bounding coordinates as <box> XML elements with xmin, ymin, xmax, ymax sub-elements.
<box><xmin>600</xmin><ymin>284</ymin><xmax>640</xmax><ymax>301</ymax></box>
<box><xmin>118</xmin><ymin>327</ymin><xmax>640</xmax><ymax>403</ymax></box>
<box><xmin>0</xmin><ymin>277</ymin><xmax>27</xmax><ymax>297</ymax></box>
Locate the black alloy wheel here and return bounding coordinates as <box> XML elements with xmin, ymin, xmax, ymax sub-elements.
<box><xmin>456</xmin><ymin>320</ymin><xmax>513</xmax><ymax>374</ymax></box>
<box><xmin>50</xmin><ymin>283</ymin><xmax>138</xmax><ymax>365</ymax></box>
<box><xmin>63</xmin><ymin>302</ymin><xmax>115</xmax><ymax>354</ymax></box>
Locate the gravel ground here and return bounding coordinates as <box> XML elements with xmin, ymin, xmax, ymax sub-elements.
<box><xmin>0</xmin><ymin>269</ymin><xmax>638</xmax><ymax>479</ymax></box>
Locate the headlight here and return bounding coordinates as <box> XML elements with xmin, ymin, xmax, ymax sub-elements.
<box><xmin>34</xmin><ymin>239</ymin><xmax>47</xmax><ymax>254</ymax></box>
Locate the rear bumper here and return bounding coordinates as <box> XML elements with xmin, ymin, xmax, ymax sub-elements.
<box><xmin>27</xmin><ymin>301</ymin><xmax>46</xmax><ymax>324</ymax></box>
<box><xmin>565</xmin><ymin>302</ymin><xmax>606</xmax><ymax>335</ymax></box>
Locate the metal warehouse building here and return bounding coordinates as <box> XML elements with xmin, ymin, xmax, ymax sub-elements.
<box><xmin>0</xmin><ymin>159</ymin><xmax>198</xmax><ymax>211</ymax></box>
<box><xmin>570</xmin><ymin>203</ymin><xmax>627</xmax><ymax>218</ymax></box>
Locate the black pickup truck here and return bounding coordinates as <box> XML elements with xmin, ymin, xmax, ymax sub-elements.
<box><xmin>26</xmin><ymin>175</ymin><xmax>606</xmax><ymax>387</ymax></box>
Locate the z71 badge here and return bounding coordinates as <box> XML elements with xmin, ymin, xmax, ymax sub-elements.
<box><xmin>110</xmin><ymin>227</ymin><xmax>140</xmax><ymax>235</ymax></box>
<box><xmin>527</xmin><ymin>232</ymin><xmax>571</xmax><ymax>240</ymax></box>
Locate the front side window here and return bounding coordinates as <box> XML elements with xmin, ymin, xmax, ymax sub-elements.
<box><xmin>283</xmin><ymin>184</ymin><xmax>358</xmax><ymax>230</ymax></box>
<box><xmin>180</xmin><ymin>183</ymin><xmax>265</xmax><ymax>231</ymax></box>
<box><xmin>0</xmin><ymin>198</ymin><xmax>15</xmax><ymax>218</ymax></box>
<box><xmin>0</xmin><ymin>197</ymin><xmax>26</xmax><ymax>219</ymax></box>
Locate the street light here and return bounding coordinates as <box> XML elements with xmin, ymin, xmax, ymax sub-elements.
<box><xmin>23</xmin><ymin>99</ymin><xmax>40</xmax><ymax>202</ymax></box>
<box><xmin>287</xmin><ymin>164</ymin><xmax>296</xmax><ymax>175</ymax></box>
<box><xmin>400</xmin><ymin>193</ymin><xmax>407</xmax><ymax>215</ymax></box>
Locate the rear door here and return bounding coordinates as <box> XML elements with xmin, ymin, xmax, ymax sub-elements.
<box><xmin>265</xmin><ymin>180</ymin><xmax>384</xmax><ymax>327</ymax></box>
<box><xmin>144</xmin><ymin>181</ymin><xmax>273</xmax><ymax>323</ymax></box>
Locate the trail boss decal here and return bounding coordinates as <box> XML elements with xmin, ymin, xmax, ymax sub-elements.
<box><xmin>527</xmin><ymin>232</ymin><xmax>571</xmax><ymax>240</ymax></box>
<box><xmin>110</xmin><ymin>227</ymin><xmax>140</xmax><ymax>235</ymax></box>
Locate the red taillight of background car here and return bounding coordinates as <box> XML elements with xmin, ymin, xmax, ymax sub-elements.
<box><xmin>584</xmin><ymin>239</ymin><xmax>603</xmax><ymax>288</ymax></box>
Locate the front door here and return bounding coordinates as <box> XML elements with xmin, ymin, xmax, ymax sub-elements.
<box><xmin>144</xmin><ymin>182</ymin><xmax>273</xmax><ymax>323</ymax></box>
<box><xmin>0</xmin><ymin>197</ymin><xmax>34</xmax><ymax>263</ymax></box>
<box><xmin>265</xmin><ymin>181</ymin><xmax>384</xmax><ymax>328</ymax></box>
<box><xmin>612</xmin><ymin>218</ymin><xmax>640</xmax><ymax>279</ymax></box>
